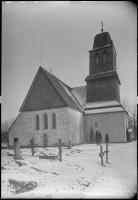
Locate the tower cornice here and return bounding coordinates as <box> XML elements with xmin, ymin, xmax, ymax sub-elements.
<box><xmin>89</xmin><ymin>44</ymin><xmax>113</xmax><ymax>52</ymax></box>
<box><xmin>85</xmin><ymin>70</ymin><xmax>121</xmax><ymax>85</ymax></box>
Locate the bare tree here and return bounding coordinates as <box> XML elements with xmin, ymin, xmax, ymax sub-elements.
<box><xmin>121</xmin><ymin>98</ymin><xmax>137</xmax><ymax>140</ymax></box>
<box><xmin>1</xmin><ymin>118</ymin><xmax>15</xmax><ymax>146</ymax></box>
<box><xmin>130</xmin><ymin>103</ymin><xmax>137</xmax><ymax>140</ymax></box>
<box><xmin>121</xmin><ymin>98</ymin><xmax>132</xmax><ymax>115</ymax></box>
<box><xmin>1</xmin><ymin>118</ymin><xmax>15</xmax><ymax>133</ymax></box>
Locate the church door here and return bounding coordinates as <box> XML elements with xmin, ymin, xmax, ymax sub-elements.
<box><xmin>43</xmin><ymin>134</ymin><xmax>48</xmax><ymax>147</ymax></box>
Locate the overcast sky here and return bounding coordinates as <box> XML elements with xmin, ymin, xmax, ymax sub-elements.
<box><xmin>2</xmin><ymin>1</ymin><xmax>137</xmax><ymax>122</ymax></box>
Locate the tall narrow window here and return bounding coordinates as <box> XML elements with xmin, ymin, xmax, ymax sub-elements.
<box><xmin>44</xmin><ymin>114</ymin><xmax>48</xmax><ymax>129</ymax></box>
<box><xmin>102</xmin><ymin>51</ymin><xmax>107</xmax><ymax>63</ymax></box>
<box><xmin>36</xmin><ymin>115</ymin><xmax>39</xmax><ymax>130</ymax></box>
<box><xmin>95</xmin><ymin>53</ymin><xmax>100</xmax><ymax>65</ymax></box>
<box><xmin>52</xmin><ymin>113</ymin><xmax>56</xmax><ymax>129</ymax></box>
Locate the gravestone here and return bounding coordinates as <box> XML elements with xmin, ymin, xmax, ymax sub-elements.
<box><xmin>59</xmin><ymin>139</ymin><xmax>62</xmax><ymax>162</ymax></box>
<box><xmin>43</xmin><ymin>134</ymin><xmax>48</xmax><ymax>148</ymax></box>
<box><xmin>13</xmin><ymin>138</ymin><xmax>23</xmax><ymax>160</ymax></box>
<box><xmin>68</xmin><ymin>140</ymin><xmax>72</xmax><ymax>149</ymax></box>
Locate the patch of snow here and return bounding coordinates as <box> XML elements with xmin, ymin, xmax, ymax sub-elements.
<box><xmin>1</xmin><ymin>142</ymin><xmax>137</xmax><ymax>198</ymax></box>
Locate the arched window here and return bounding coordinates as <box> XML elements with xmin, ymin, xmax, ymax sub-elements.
<box><xmin>102</xmin><ymin>51</ymin><xmax>107</xmax><ymax>63</ymax></box>
<box><xmin>95</xmin><ymin>53</ymin><xmax>100</xmax><ymax>65</ymax></box>
<box><xmin>36</xmin><ymin>115</ymin><xmax>39</xmax><ymax>130</ymax></box>
<box><xmin>44</xmin><ymin>114</ymin><xmax>48</xmax><ymax>129</ymax></box>
<box><xmin>52</xmin><ymin>113</ymin><xmax>56</xmax><ymax>129</ymax></box>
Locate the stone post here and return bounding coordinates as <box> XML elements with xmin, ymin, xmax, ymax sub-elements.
<box><xmin>68</xmin><ymin>139</ymin><xmax>72</xmax><ymax>149</ymax></box>
<box><xmin>59</xmin><ymin>139</ymin><xmax>62</xmax><ymax>162</ymax></box>
<box><xmin>13</xmin><ymin>138</ymin><xmax>23</xmax><ymax>160</ymax></box>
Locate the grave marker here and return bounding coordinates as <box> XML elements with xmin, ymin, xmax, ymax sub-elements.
<box><xmin>59</xmin><ymin>139</ymin><xmax>62</xmax><ymax>162</ymax></box>
<box><xmin>99</xmin><ymin>145</ymin><xmax>104</xmax><ymax>166</ymax></box>
<box><xmin>68</xmin><ymin>140</ymin><xmax>72</xmax><ymax>149</ymax></box>
<box><xmin>104</xmin><ymin>143</ymin><xmax>109</xmax><ymax>163</ymax></box>
<box><xmin>13</xmin><ymin>138</ymin><xmax>23</xmax><ymax>160</ymax></box>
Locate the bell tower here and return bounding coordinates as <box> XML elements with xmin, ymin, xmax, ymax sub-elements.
<box><xmin>84</xmin><ymin>23</ymin><xmax>127</xmax><ymax>143</ymax></box>
<box><xmin>85</xmin><ymin>26</ymin><xmax>121</xmax><ymax>105</ymax></box>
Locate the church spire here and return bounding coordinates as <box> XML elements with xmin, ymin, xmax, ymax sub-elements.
<box><xmin>101</xmin><ymin>21</ymin><xmax>103</xmax><ymax>32</ymax></box>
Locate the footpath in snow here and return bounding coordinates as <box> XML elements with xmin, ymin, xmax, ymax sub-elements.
<box><xmin>1</xmin><ymin>141</ymin><xmax>137</xmax><ymax>199</ymax></box>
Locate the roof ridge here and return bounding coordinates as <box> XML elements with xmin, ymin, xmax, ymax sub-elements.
<box><xmin>40</xmin><ymin>66</ymin><xmax>54</xmax><ymax>76</ymax></box>
<box><xmin>41</xmin><ymin>66</ymin><xmax>72</xmax><ymax>90</ymax></box>
<box><xmin>57</xmin><ymin>78</ymin><xmax>72</xmax><ymax>91</ymax></box>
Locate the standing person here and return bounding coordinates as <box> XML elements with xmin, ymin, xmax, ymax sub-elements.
<box><xmin>95</xmin><ymin>129</ymin><xmax>99</xmax><ymax>145</ymax></box>
<box><xmin>105</xmin><ymin>133</ymin><xmax>109</xmax><ymax>144</ymax></box>
<box><xmin>99</xmin><ymin>131</ymin><xmax>102</xmax><ymax>145</ymax></box>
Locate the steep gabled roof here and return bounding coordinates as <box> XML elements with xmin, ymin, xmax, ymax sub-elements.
<box><xmin>42</xmin><ymin>67</ymin><xmax>84</xmax><ymax>112</ymax></box>
<box><xmin>20</xmin><ymin>66</ymin><xmax>84</xmax><ymax>113</ymax></box>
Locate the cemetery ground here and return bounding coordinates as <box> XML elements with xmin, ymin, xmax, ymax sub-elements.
<box><xmin>1</xmin><ymin>141</ymin><xmax>137</xmax><ymax>199</ymax></box>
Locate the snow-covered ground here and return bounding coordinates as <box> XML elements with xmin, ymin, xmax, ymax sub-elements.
<box><xmin>1</xmin><ymin>142</ymin><xmax>137</xmax><ymax>199</ymax></box>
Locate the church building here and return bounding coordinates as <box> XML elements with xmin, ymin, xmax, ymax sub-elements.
<box><xmin>8</xmin><ymin>29</ymin><xmax>128</xmax><ymax>147</ymax></box>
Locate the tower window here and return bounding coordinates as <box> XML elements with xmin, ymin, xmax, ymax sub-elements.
<box><xmin>95</xmin><ymin>53</ymin><xmax>100</xmax><ymax>65</ymax></box>
<box><xmin>36</xmin><ymin>115</ymin><xmax>39</xmax><ymax>130</ymax></box>
<box><xmin>52</xmin><ymin>113</ymin><xmax>56</xmax><ymax>129</ymax></box>
<box><xmin>102</xmin><ymin>51</ymin><xmax>107</xmax><ymax>63</ymax></box>
<box><xmin>44</xmin><ymin>114</ymin><xmax>48</xmax><ymax>129</ymax></box>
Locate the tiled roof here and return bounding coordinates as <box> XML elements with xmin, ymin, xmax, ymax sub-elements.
<box><xmin>20</xmin><ymin>68</ymin><xmax>67</xmax><ymax>112</ymax></box>
<box><xmin>85</xmin><ymin>70</ymin><xmax>121</xmax><ymax>84</ymax></box>
<box><xmin>39</xmin><ymin>67</ymin><xmax>84</xmax><ymax>112</ymax></box>
<box><xmin>71</xmin><ymin>86</ymin><xmax>86</xmax><ymax>109</ymax></box>
<box><xmin>19</xmin><ymin>66</ymin><xmax>84</xmax><ymax>113</ymax></box>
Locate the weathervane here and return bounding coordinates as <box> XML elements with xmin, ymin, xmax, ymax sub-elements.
<box><xmin>101</xmin><ymin>21</ymin><xmax>103</xmax><ymax>32</ymax></box>
<box><xmin>38</xmin><ymin>51</ymin><xmax>42</xmax><ymax>66</ymax></box>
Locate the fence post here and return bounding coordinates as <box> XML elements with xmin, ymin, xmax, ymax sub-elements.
<box><xmin>59</xmin><ymin>139</ymin><xmax>62</xmax><ymax>162</ymax></box>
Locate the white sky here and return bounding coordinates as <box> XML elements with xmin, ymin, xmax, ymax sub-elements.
<box><xmin>2</xmin><ymin>1</ymin><xmax>137</xmax><ymax>122</ymax></box>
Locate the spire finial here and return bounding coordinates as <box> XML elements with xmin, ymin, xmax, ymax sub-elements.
<box><xmin>101</xmin><ymin>21</ymin><xmax>103</xmax><ymax>32</ymax></box>
<box><xmin>38</xmin><ymin>51</ymin><xmax>42</xmax><ymax>66</ymax></box>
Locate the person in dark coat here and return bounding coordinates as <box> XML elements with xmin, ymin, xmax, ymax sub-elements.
<box><xmin>30</xmin><ymin>137</ymin><xmax>35</xmax><ymax>146</ymax></box>
<box><xmin>99</xmin><ymin>131</ymin><xmax>102</xmax><ymax>145</ymax></box>
<box><xmin>105</xmin><ymin>133</ymin><xmax>109</xmax><ymax>143</ymax></box>
<box><xmin>95</xmin><ymin>130</ymin><xmax>99</xmax><ymax>145</ymax></box>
